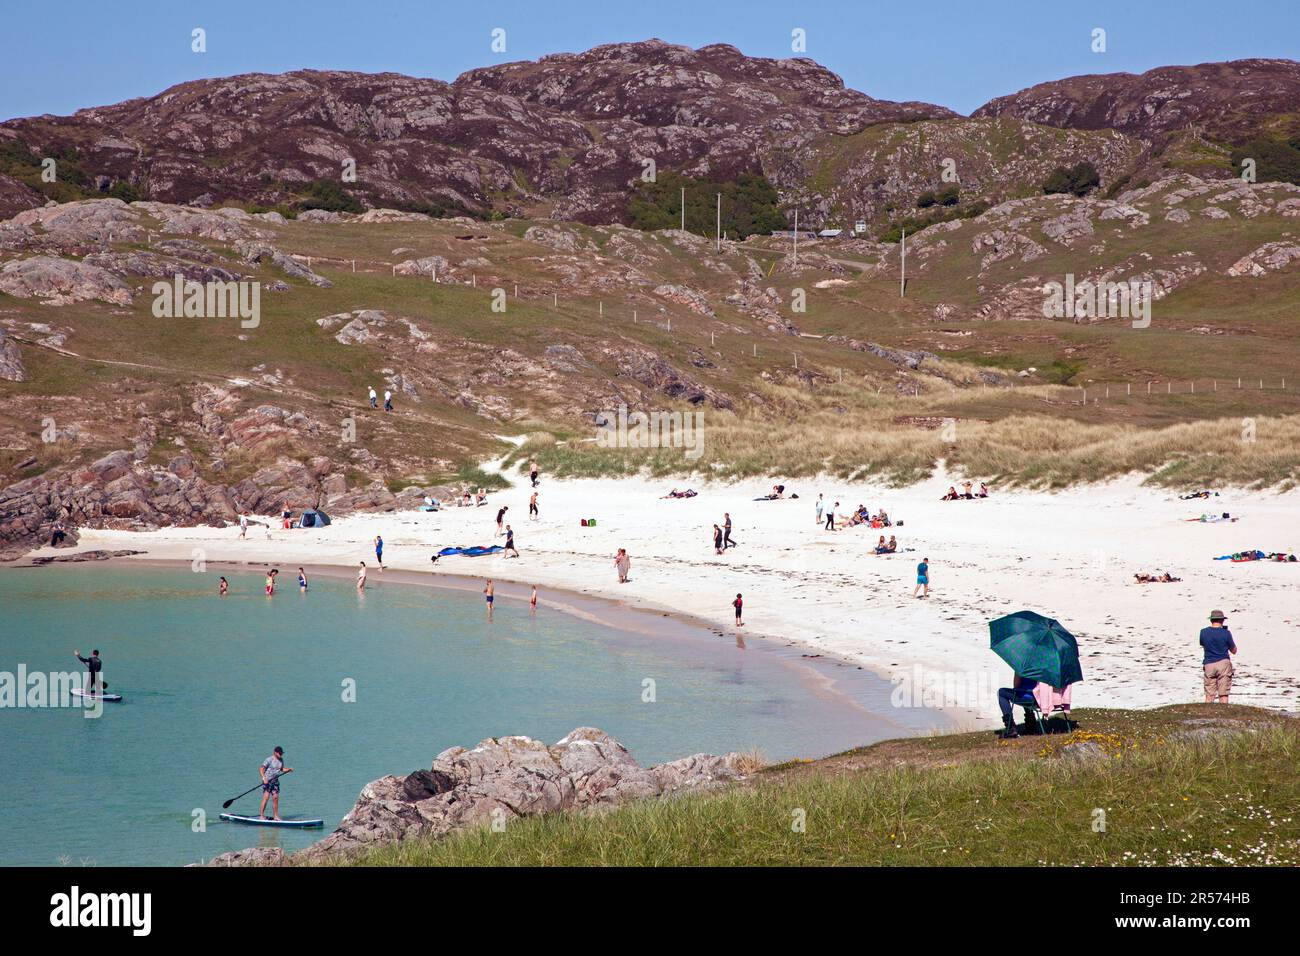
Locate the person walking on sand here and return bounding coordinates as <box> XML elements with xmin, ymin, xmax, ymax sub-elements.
<box><xmin>723</xmin><ymin>513</ymin><xmax>736</xmax><ymax>549</ymax></box>
<box><xmin>615</xmin><ymin>548</ymin><xmax>631</xmax><ymax>583</ymax></box>
<box><xmin>913</xmin><ymin>557</ymin><xmax>930</xmax><ymax>598</ymax></box>
<box><xmin>258</xmin><ymin>746</ymin><xmax>292</xmax><ymax>821</ymax></box>
<box><xmin>815</xmin><ymin>494</ymin><xmax>824</xmax><ymax>527</ymax></box>
<box><xmin>732</xmin><ymin>593</ymin><xmax>744</xmax><ymax>628</ymax></box>
<box><xmin>496</xmin><ymin>506</ymin><xmax>508</xmax><ymax>536</ymax></box>
<box><xmin>484</xmin><ymin>579</ymin><xmax>495</xmax><ymax>620</ymax></box>
<box><xmin>73</xmin><ymin>649</ymin><xmax>103</xmax><ymax>696</ymax></box>
<box><xmin>529</xmin><ymin>459</ymin><xmax>539</xmax><ymax>488</ymax></box>
<box><xmin>529</xmin><ymin>492</ymin><xmax>538</xmax><ymax>521</ymax></box>
<box><xmin>357</xmin><ymin>562</ymin><xmax>367</xmax><ymax>591</ymax></box>
<box><xmin>713</xmin><ymin>523</ymin><xmax>724</xmax><ymax>555</ymax></box>
<box><xmin>239</xmin><ymin>511</ymin><xmax>249</xmax><ymax>540</ymax></box>
<box><xmin>825</xmin><ymin>502</ymin><xmax>839</xmax><ymax>531</ymax></box>
<box><xmin>368</xmin><ymin>386</ymin><xmax>377</xmax><ymax>409</ymax></box>
<box><xmin>1200</xmin><ymin>610</ymin><xmax>1237</xmax><ymax>704</ymax></box>
<box><xmin>504</xmin><ymin>525</ymin><xmax>519</xmax><ymax>558</ymax></box>
<box><xmin>374</xmin><ymin>534</ymin><xmax>384</xmax><ymax>570</ymax></box>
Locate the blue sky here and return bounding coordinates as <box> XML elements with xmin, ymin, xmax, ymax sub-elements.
<box><xmin>2</xmin><ymin>0</ymin><xmax>1297</xmax><ymax>121</ymax></box>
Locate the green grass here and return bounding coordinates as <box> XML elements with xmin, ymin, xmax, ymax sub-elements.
<box><xmin>321</xmin><ymin>706</ymin><xmax>1300</xmax><ymax>867</ymax></box>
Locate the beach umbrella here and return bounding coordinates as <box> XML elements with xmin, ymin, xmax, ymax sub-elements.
<box><xmin>988</xmin><ymin>611</ymin><xmax>1083</xmax><ymax>688</ymax></box>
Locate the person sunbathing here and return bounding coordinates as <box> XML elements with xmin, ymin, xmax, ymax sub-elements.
<box><xmin>663</xmin><ymin>488</ymin><xmax>698</xmax><ymax>499</ymax></box>
<box><xmin>978</xmin><ymin>483</ymin><xmax>989</xmax><ymax>498</ymax></box>
<box><xmin>886</xmin><ymin>535</ymin><xmax>898</xmax><ymax>553</ymax></box>
<box><xmin>874</xmin><ymin>535</ymin><xmax>888</xmax><ymax>554</ymax></box>
<box><xmin>941</xmin><ymin>486</ymin><xmax>959</xmax><ymax>501</ymax></box>
<box><xmin>962</xmin><ymin>481</ymin><xmax>974</xmax><ymax>499</ymax></box>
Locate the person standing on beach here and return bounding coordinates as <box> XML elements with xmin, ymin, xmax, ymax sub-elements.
<box><xmin>732</xmin><ymin>593</ymin><xmax>744</xmax><ymax>628</ymax></box>
<box><xmin>913</xmin><ymin>557</ymin><xmax>930</xmax><ymax>598</ymax></box>
<box><xmin>615</xmin><ymin>548</ymin><xmax>631</xmax><ymax>583</ymax></box>
<box><xmin>713</xmin><ymin>524</ymin><xmax>724</xmax><ymax>555</ymax></box>
<box><xmin>826</xmin><ymin>503</ymin><xmax>838</xmax><ymax>531</ymax></box>
<box><xmin>281</xmin><ymin>501</ymin><xmax>291</xmax><ymax>530</ymax></box>
<box><xmin>1200</xmin><ymin>610</ymin><xmax>1237</xmax><ymax>703</ymax></box>
<box><xmin>529</xmin><ymin>459</ymin><xmax>539</xmax><ymax>488</ymax></box>
<box><xmin>258</xmin><ymin>746</ymin><xmax>292</xmax><ymax>821</ymax></box>
<box><xmin>374</xmin><ymin>535</ymin><xmax>384</xmax><ymax>571</ymax></box>
<box><xmin>529</xmin><ymin>492</ymin><xmax>538</xmax><ymax>521</ymax></box>
<box><xmin>815</xmin><ymin>494</ymin><xmax>824</xmax><ymax>527</ymax></box>
<box><xmin>723</xmin><ymin>513</ymin><xmax>736</xmax><ymax>549</ymax></box>
<box><xmin>239</xmin><ymin>511</ymin><xmax>248</xmax><ymax>540</ymax></box>
<box><xmin>484</xmin><ymin>579</ymin><xmax>495</xmax><ymax>620</ymax></box>
<box><xmin>504</xmin><ymin>525</ymin><xmax>519</xmax><ymax>558</ymax></box>
<box><xmin>496</xmin><ymin>506</ymin><xmax>508</xmax><ymax>536</ymax></box>
<box><xmin>357</xmin><ymin>562</ymin><xmax>367</xmax><ymax>591</ymax></box>
<box><xmin>73</xmin><ymin>649</ymin><xmax>103</xmax><ymax>696</ymax></box>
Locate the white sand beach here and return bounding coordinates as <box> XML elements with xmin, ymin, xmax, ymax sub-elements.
<box><xmin>46</xmin><ymin>471</ymin><xmax>1300</xmax><ymax>729</ymax></box>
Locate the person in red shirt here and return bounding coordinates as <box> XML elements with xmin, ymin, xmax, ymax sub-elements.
<box><xmin>732</xmin><ymin>593</ymin><xmax>744</xmax><ymax>627</ymax></box>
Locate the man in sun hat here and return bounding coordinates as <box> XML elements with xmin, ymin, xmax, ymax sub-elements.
<box><xmin>1199</xmin><ymin>610</ymin><xmax>1237</xmax><ymax>704</ymax></box>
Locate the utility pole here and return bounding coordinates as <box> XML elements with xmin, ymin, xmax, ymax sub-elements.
<box><xmin>716</xmin><ymin>193</ymin><xmax>721</xmax><ymax>251</ymax></box>
<box><xmin>900</xmin><ymin>228</ymin><xmax>906</xmax><ymax>298</ymax></box>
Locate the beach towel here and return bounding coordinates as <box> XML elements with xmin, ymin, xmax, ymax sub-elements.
<box><xmin>436</xmin><ymin>546</ymin><xmax>504</xmax><ymax>557</ymax></box>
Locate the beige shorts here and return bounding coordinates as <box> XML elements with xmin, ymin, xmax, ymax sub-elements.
<box><xmin>1203</xmin><ymin>659</ymin><xmax>1233</xmax><ymax>697</ymax></box>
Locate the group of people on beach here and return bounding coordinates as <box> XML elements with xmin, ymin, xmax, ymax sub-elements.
<box><xmin>941</xmin><ymin>481</ymin><xmax>988</xmax><ymax>500</ymax></box>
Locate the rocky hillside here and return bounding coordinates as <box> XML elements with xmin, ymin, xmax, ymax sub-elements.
<box><xmin>0</xmin><ymin>40</ymin><xmax>956</xmax><ymax>225</ymax></box>
<box><xmin>973</xmin><ymin>59</ymin><xmax>1300</xmax><ymax>144</ymax></box>
<box><xmin>11</xmin><ymin>42</ymin><xmax>1287</xmax><ymax>229</ymax></box>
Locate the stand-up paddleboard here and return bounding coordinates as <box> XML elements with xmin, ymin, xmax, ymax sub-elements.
<box><xmin>71</xmin><ymin>689</ymin><xmax>123</xmax><ymax>702</ymax></box>
<box><xmin>219</xmin><ymin>813</ymin><xmax>324</xmax><ymax>828</ymax></box>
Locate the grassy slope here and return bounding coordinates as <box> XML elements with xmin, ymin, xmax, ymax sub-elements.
<box><xmin>324</xmin><ymin>705</ymin><xmax>1299</xmax><ymax>867</ymax></box>
<box><xmin>4</xmin><ymin>180</ymin><xmax>1300</xmax><ymax>490</ymax></box>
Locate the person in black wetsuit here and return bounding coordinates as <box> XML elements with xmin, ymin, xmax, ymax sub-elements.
<box><xmin>73</xmin><ymin>649</ymin><xmax>103</xmax><ymax>695</ymax></box>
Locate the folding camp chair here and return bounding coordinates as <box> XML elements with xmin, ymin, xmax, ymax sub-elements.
<box><xmin>1019</xmin><ymin>697</ymin><xmax>1049</xmax><ymax>735</ymax></box>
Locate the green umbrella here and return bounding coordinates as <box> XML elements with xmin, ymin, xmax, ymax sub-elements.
<box><xmin>989</xmin><ymin>611</ymin><xmax>1083</xmax><ymax>688</ymax></box>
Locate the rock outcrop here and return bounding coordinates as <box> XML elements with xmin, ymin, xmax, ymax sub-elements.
<box><xmin>206</xmin><ymin>727</ymin><xmax>746</xmax><ymax>865</ymax></box>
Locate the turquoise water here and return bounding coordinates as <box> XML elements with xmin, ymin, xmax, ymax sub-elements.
<box><xmin>0</xmin><ymin>564</ymin><xmax>906</xmax><ymax>866</ymax></box>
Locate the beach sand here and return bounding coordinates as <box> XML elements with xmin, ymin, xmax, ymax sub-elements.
<box><xmin>38</xmin><ymin>471</ymin><xmax>1300</xmax><ymax>728</ymax></box>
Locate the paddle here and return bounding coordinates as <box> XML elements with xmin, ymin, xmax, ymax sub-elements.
<box><xmin>222</xmin><ymin>770</ymin><xmax>291</xmax><ymax>809</ymax></box>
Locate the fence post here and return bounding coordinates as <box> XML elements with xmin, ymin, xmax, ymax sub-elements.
<box><xmin>1082</xmin><ymin>387</ymin><xmax>1087</xmax><ymax>403</ymax></box>
<box><xmin>1190</xmin><ymin>381</ymin><xmax>1194</xmax><ymax>394</ymax></box>
<box><xmin>553</xmin><ymin>292</ymin><xmax>557</xmax><ymax>307</ymax></box>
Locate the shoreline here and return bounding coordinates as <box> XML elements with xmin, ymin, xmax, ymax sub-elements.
<box><xmin>19</xmin><ymin>471</ymin><xmax>1300</xmax><ymax>726</ymax></box>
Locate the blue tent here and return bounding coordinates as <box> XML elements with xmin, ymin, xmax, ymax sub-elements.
<box><xmin>296</xmin><ymin>509</ymin><xmax>331</xmax><ymax>529</ymax></box>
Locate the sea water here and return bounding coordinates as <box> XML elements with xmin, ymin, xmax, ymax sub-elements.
<box><xmin>0</xmin><ymin>563</ymin><xmax>927</xmax><ymax>866</ymax></box>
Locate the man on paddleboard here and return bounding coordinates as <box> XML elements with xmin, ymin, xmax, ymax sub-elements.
<box><xmin>258</xmin><ymin>746</ymin><xmax>293</xmax><ymax>821</ymax></box>
<box><xmin>73</xmin><ymin>649</ymin><xmax>103</xmax><ymax>696</ymax></box>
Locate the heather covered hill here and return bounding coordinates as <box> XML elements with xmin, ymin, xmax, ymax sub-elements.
<box><xmin>972</xmin><ymin>58</ymin><xmax>1300</xmax><ymax>143</ymax></box>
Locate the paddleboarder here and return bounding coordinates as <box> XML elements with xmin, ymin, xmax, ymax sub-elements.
<box><xmin>258</xmin><ymin>746</ymin><xmax>293</xmax><ymax>821</ymax></box>
<box><xmin>73</xmin><ymin>649</ymin><xmax>103</xmax><ymax>696</ymax></box>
